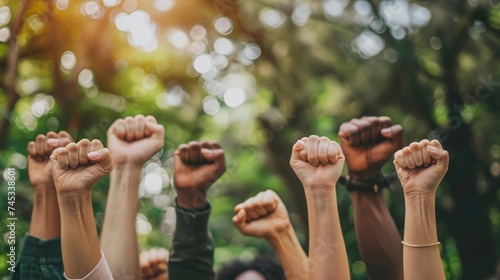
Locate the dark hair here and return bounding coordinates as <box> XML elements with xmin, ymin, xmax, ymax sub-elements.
<box><xmin>216</xmin><ymin>256</ymin><xmax>285</xmax><ymax>280</ymax></box>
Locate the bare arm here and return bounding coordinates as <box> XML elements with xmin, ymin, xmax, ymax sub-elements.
<box><xmin>27</xmin><ymin>131</ymin><xmax>73</xmax><ymax>239</ymax></box>
<box><xmin>394</xmin><ymin>139</ymin><xmax>448</xmax><ymax>280</ymax></box>
<box><xmin>51</xmin><ymin>139</ymin><xmax>113</xmax><ymax>279</ymax></box>
<box><xmin>339</xmin><ymin>116</ymin><xmax>403</xmax><ymax>279</ymax></box>
<box><xmin>100</xmin><ymin>115</ymin><xmax>164</xmax><ymax>279</ymax></box>
<box><xmin>233</xmin><ymin>190</ymin><xmax>308</xmax><ymax>280</ymax></box>
<box><xmin>290</xmin><ymin>135</ymin><xmax>349</xmax><ymax>280</ymax></box>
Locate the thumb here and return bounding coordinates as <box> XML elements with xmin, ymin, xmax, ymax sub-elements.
<box><xmin>201</xmin><ymin>148</ymin><xmax>226</xmax><ymax>170</ymax></box>
<box><xmin>426</xmin><ymin>140</ymin><xmax>449</xmax><ymax>169</ymax></box>
<box><xmin>381</xmin><ymin>125</ymin><xmax>403</xmax><ymax>146</ymax></box>
<box><xmin>88</xmin><ymin>148</ymin><xmax>114</xmax><ymax>173</ymax></box>
<box><xmin>146</xmin><ymin>121</ymin><xmax>165</xmax><ymax>138</ymax></box>
<box><xmin>290</xmin><ymin>140</ymin><xmax>304</xmax><ymax>162</ymax></box>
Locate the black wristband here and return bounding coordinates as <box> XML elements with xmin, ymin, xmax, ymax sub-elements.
<box><xmin>339</xmin><ymin>173</ymin><xmax>397</xmax><ymax>193</ymax></box>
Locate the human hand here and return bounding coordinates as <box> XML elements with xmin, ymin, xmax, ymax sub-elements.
<box><xmin>140</xmin><ymin>248</ymin><xmax>168</xmax><ymax>280</ymax></box>
<box><xmin>50</xmin><ymin>139</ymin><xmax>113</xmax><ymax>193</ymax></box>
<box><xmin>233</xmin><ymin>190</ymin><xmax>290</xmax><ymax>239</ymax></box>
<box><xmin>27</xmin><ymin>131</ymin><xmax>73</xmax><ymax>189</ymax></box>
<box><xmin>174</xmin><ymin>141</ymin><xmax>226</xmax><ymax>190</ymax></box>
<box><xmin>339</xmin><ymin>116</ymin><xmax>403</xmax><ymax>180</ymax></box>
<box><xmin>290</xmin><ymin>135</ymin><xmax>344</xmax><ymax>189</ymax></box>
<box><xmin>107</xmin><ymin>115</ymin><xmax>164</xmax><ymax>167</ymax></box>
<box><xmin>394</xmin><ymin>139</ymin><xmax>449</xmax><ymax>195</ymax></box>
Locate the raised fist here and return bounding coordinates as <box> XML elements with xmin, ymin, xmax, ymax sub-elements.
<box><xmin>394</xmin><ymin>139</ymin><xmax>449</xmax><ymax>195</ymax></box>
<box><xmin>233</xmin><ymin>190</ymin><xmax>290</xmax><ymax>239</ymax></box>
<box><xmin>290</xmin><ymin>135</ymin><xmax>344</xmax><ymax>189</ymax></box>
<box><xmin>27</xmin><ymin>131</ymin><xmax>73</xmax><ymax>188</ymax></box>
<box><xmin>174</xmin><ymin>141</ymin><xmax>226</xmax><ymax>191</ymax></box>
<box><xmin>140</xmin><ymin>248</ymin><xmax>168</xmax><ymax>280</ymax></box>
<box><xmin>107</xmin><ymin>115</ymin><xmax>165</xmax><ymax>166</ymax></box>
<box><xmin>339</xmin><ymin>116</ymin><xmax>403</xmax><ymax>180</ymax></box>
<box><xmin>50</xmin><ymin>139</ymin><xmax>113</xmax><ymax>193</ymax></box>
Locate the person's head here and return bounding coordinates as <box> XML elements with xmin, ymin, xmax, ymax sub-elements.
<box><xmin>216</xmin><ymin>256</ymin><xmax>284</xmax><ymax>280</ymax></box>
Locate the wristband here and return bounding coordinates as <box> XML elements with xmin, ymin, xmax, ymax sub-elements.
<box><xmin>338</xmin><ymin>173</ymin><xmax>397</xmax><ymax>193</ymax></box>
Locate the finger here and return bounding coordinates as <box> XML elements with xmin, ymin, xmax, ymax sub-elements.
<box><xmin>52</xmin><ymin>148</ymin><xmax>70</xmax><ymax>170</ymax></box>
<box><xmin>88</xmin><ymin>148</ymin><xmax>113</xmax><ymax>173</ymax></box>
<box><xmin>420</xmin><ymin>139</ymin><xmax>432</xmax><ymax>167</ymax></box>
<box><xmin>327</xmin><ymin>141</ymin><xmax>340</xmax><ymax>164</ymax></box>
<box><xmin>140</xmin><ymin>252</ymin><xmax>155</xmax><ymax>277</ymax></box>
<box><xmin>78</xmin><ymin>139</ymin><xmax>91</xmax><ymax>165</ymax></box>
<box><xmin>66</xmin><ymin>143</ymin><xmax>79</xmax><ymax>169</ymax></box>
<box><xmin>199</xmin><ymin>141</ymin><xmax>211</xmax><ymax>163</ymax></box>
<box><xmin>210</xmin><ymin>141</ymin><xmax>221</xmax><ymax>149</ymax></box>
<box><xmin>27</xmin><ymin>142</ymin><xmax>37</xmax><ymax>158</ymax></box>
<box><xmin>262</xmin><ymin>190</ymin><xmax>278</xmax><ymax>212</ymax></box>
<box><xmin>318</xmin><ymin>137</ymin><xmax>330</xmax><ymax>165</ymax></box>
<box><xmin>177</xmin><ymin>144</ymin><xmax>190</xmax><ymax>163</ymax></box>
<box><xmin>188</xmin><ymin>141</ymin><xmax>201</xmax><ymax>163</ymax></box>
<box><xmin>361</xmin><ymin>116</ymin><xmax>381</xmax><ymax>142</ymax></box>
<box><xmin>200</xmin><ymin>148</ymin><xmax>226</xmax><ymax>172</ymax></box>
<box><xmin>402</xmin><ymin>147</ymin><xmax>415</xmax><ymax>169</ymax></box>
<box><xmin>380</xmin><ymin>124</ymin><xmax>404</xmax><ymax>150</ymax></box>
<box><xmin>350</xmin><ymin>118</ymin><xmax>371</xmax><ymax>145</ymax></box>
<box><xmin>378</xmin><ymin>116</ymin><xmax>393</xmax><ymax>129</ymax></box>
<box><xmin>145</xmin><ymin>121</ymin><xmax>165</xmax><ymax>140</ymax></box>
<box><xmin>409</xmin><ymin>142</ymin><xmax>423</xmax><ymax>168</ymax></box>
<box><xmin>234</xmin><ymin>203</ymin><xmax>244</xmax><ymax>213</ymax></box>
<box><xmin>394</xmin><ymin>150</ymin><xmax>406</xmax><ymax>169</ymax></box>
<box><xmin>251</xmin><ymin>192</ymin><xmax>269</xmax><ymax>216</ymax></box>
<box><xmin>45</xmin><ymin>131</ymin><xmax>58</xmax><ymax>153</ymax></box>
<box><xmin>36</xmin><ymin>134</ymin><xmax>46</xmax><ymax>157</ymax></box>
<box><xmin>427</xmin><ymin>140</ymin><xmax>449</xmax><ymax>168</ymax></box>
<box><xmin>299</xmin><ymin>137</ymin><xmax>308</xmax><ymax>162</ymax></box>
<box><xmin>58</xmin><ymin>130</ymin><xmax>74</xmax><ymax>142</ymax></box>
<box><xmin>134</xmin><ymin>114</ymin><xmax>146</xmax><ymax>140</ymax></box>
<box><xmin>124</xmin><ymin>116</ymin><xmax>135</xmax><ymax>142</ymax></box>
<box><xmin>338</xmin><ymin>122</ymin><xmax>360</xmax><ymax>146</ymax></box>
<box><xmin>144</xmin><ymin>115</ymin><xmax>158</xmax><ymax>137</ymax></box>
<box><xmin>112</xmin><ymin>119</ymin><xmax>126</xmax><ymax>140</ymax></box>
<box><xmin>232</xmin><ymin>209</ymin><xmax>247</xmax><ymax>231</ymax></box>
<box><xmin>307</xmin><ymin>135</ymin><xmax>320</xmax><ymax>167</ymax></box>
<box><xmin>244</xmin><ymin>197</ymin><xmax>261</xmax><ymax>221</ymax></box>
<box><xmin>291</xmin><ymin>139</ymin><xmax>305</xmax><ymax>162</ymax></box>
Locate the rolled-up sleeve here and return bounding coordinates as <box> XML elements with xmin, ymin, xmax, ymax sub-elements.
<box><xmin>64</xmin><ymin>252</ymin><xmax>113</xmax><ymax>280</ymax></box>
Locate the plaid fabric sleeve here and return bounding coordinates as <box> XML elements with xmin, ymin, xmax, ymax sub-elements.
<box><xmin>8</xmin><ymin>234</ymin><xmax>64</xmax><ymax>280</ymax></box>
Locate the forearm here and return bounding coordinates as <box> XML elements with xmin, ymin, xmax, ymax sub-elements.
<box><xmin>305</xmin><ymin>186</ymin><xmax>349</xmax><ymax>280</ymax></box>
<box><xmin>30</xmin><ymin>186</ymin><xmax>61</xmax><ymax>239</ymax></box>
<box><xmin>351</xmin><ymin>191</ymin><xmax>402</xmax><ymax>280</ymax></box>
<box><xmin>57</xmin><ymin>191</ymin><xmax>101</xmax><ymax>279</ymax></box>
<box><xmin>267</xmin><ymin>227</ymin><xmax>308</xmax><ymax>280</ymax></box>
<box><xmin>403</xmin><ymin>193</ymin><xmax>444</xmax><ymax>280</ymax></box>
<box><xmin>100</xmin><ymin>164</ymin><xmax>141</xmax><ymax>279</ymax></box>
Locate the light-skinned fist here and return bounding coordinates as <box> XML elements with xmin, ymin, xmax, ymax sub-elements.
<box><xmin>140</xmin><ymin>248</ymin><xmax>168</xmax><ymax>280</ymax></box>
<box><xmin>290</xmin><ymin>135</ymin><xmax>344</xmax><ymax>189</ymax></box>
<box><xmin>233</xmin><ymin>190</ymin><xmax>290</xmax><ymax>239</ymax></box>
<box><xmin>107</xmin><ymin>115</ymin><xmax>165</xmax><ymax>167</ymax></box>
<box><xmin>27</xmin><ymin>131</ymin><xmax>73</xmax><ymax>188</ymax></box>
<box><xmin>50</xmin><ymin>139</ymin><xmax>113</xmax><ymax>193</ymax></box>
<box><xmin>339</xmin><ymin>116</ymin><xmax>403</xmax><ymax>180</ymax></box>
<box><xmin>394</xmin><ymin>139</ymin><xmax>449</xmax><ymax>195</ymax></box>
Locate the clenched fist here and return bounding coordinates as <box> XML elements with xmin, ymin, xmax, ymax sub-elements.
<box><xmin>290</xmin><ymin>135</ymin><xmax>344</xmax><ymax>189</ymax></box>
<box><xmin>140</xmin><ymin>248</ymin><xmax>168</xmax><ymax>280</ymax></box>
<box><xmin>394</xmin><ymin>139</ymin><xmax>449</xmax><ymax>195</ymax></box>
<box><xmin>339</xmin><ymin>116</ymin><xmax>403</xmax><ymax>180</ymax></box>
<box><xmin>50</xmin><ymin>139</ymin><xmax>113</xmax><ymax>193</ymax></box>
<box><xmin>233</xmin><ymin>190</ymin><xmax>290</xmax><ymax>239</ymax></box>
<box><xmin>107</xmin><ymin>115</ymin><xmax>165</xmax><ymax>166</ymax></box>
<box><xmin>27</xmin><ymin>131</ymin><xmax>73</xmax><ymax>188</ymax></box>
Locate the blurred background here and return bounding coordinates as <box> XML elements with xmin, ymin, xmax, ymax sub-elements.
<box><xmin>0</xmin><ymin>0</ymin><xmax>499</xmax><ymax>279</ymax></box>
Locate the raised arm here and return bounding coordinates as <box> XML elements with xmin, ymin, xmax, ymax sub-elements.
<box><xmin>51</xmin><ymin>139</ymin><xmax>113</xmax><ymax>279</ymax></box>
<box><xmin>9</xmin><ymin>131</ymin><xmax>73</xmax><ymax>280</ymax></box>
<box><xmin>394</xmin><ymin>139</ymin><xmax>448</xmax><ymax>280</ymax></box>
<box><xmin>233</xmin><ymin>189</ymin><xmax>308</xmax><ymax>280</ymax></box>
<box><xmin>100</xmin><ymin>114</ymin><xmax>165</xmax><ymax>279</ymax></box>
<box><xmin>169</xmin><ymin>141</ymin><xmax>226</xmax><ymax>280</ymax></box>
<box><xmin>290</xmin><ymin>135</ymin><xmax>349</xmax><ymax>280</ymax></box>
<box><xmin>338</xmin><ymin>116</ymin><xmax>403</xmax><ymax>279</ymax></box>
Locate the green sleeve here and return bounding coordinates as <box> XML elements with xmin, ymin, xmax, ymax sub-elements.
<box><xmin>9</xmin><ymin>234</ymin><xmax>64</xmax><ymax>280</ymax></box>
<box><xmin>168</xmin><ymin>201</ymin><xmax>215</xmax><ymax>280</ymax></box>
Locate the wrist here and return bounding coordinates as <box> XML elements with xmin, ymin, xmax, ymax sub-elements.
<box><xmin>56</xmin><ymin>189</ymin><xmax>93</xmax><ymax>204</ymax></box>
<box><xmin>265</xmin><ymin>223</ymin><xmax>293</xmax><ymax>243</ymax></box>
<box><xmin>176</xmin><ymin>188</ymin><xmax>208</xmax><ymax>209</ymax></box>
<box><xmin>403</xmin><ymin>191</ymin><xmax>436</xmax><ymax>209</ymax></box>
<box><xmin>32</xmin><ymin>183</ymin><xmax>57</xmax><ymax>193</ymax></box>
<box><xmin>112</xmin><ymin>160</ymin><xmax>144</xmax><ymax>170</ymax></box>
<box><xmin>303</xmin><ymin>182</ymin><xmax>337</xmax><ymax>191</ymax></box>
